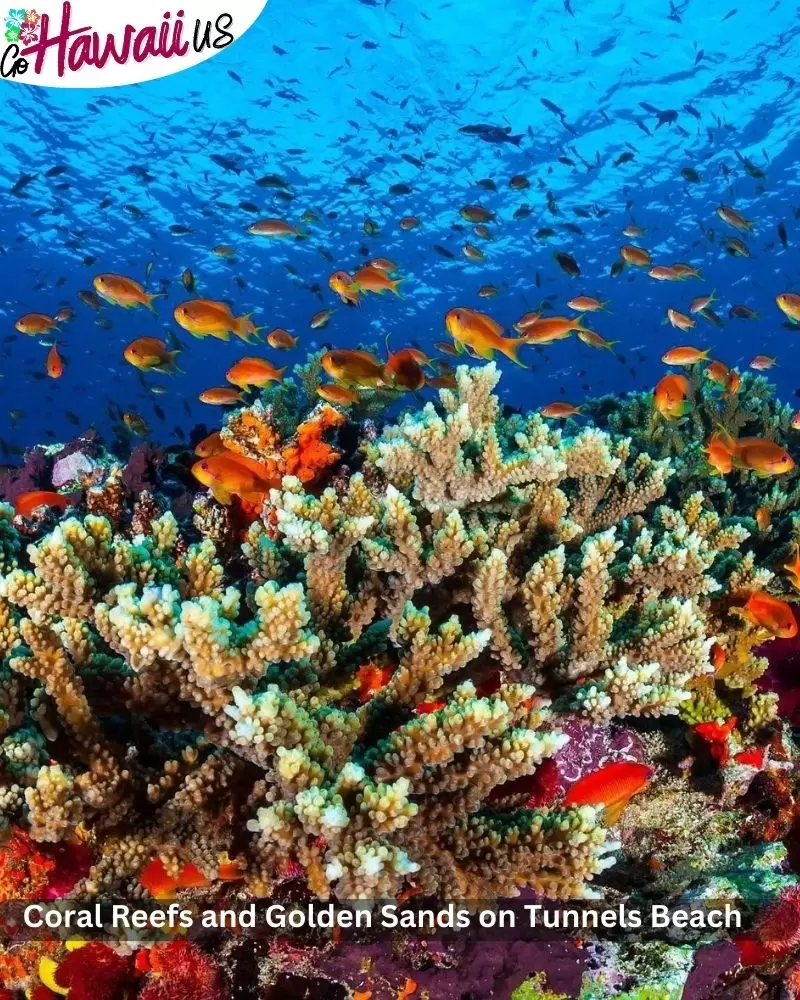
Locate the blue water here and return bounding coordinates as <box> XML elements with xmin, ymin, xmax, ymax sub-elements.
<box><xmin>1</xmin><ymin>0</ymin><xmax>799</xmax><ymax>454</ymax></box>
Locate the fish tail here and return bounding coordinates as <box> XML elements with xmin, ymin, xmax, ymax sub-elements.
<box><xmin>145</xmin><ymin>293</ymin><xmax>165</xmax><ymax>313</ymax></box>
<box><xmin>499</xmin><ymin>338</ymin><xmax>528</xmax><ymax>368</ymax></box>
<box><xmin>390</xmin><ymin>277</ymin><xmax>405</xmax><ymax>298</ymax></box>
<box><xmin>167</xmin><ymin>351</ymin><xmax>184</xmax><ymax>375</ymax></box>
<box><xmin>604</xmin><ymin>340</ymin><xmax>620</xmax><ymax>353</ymax></box>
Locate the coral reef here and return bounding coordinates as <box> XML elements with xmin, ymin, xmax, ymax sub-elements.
<box><xmin>0</xmin><ymin>363</ymin><xmax>799</xmax><ymax>998</ymax></box>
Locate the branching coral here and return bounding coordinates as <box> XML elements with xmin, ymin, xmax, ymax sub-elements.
<box><xmin>0</xmin><ymin>363</ymin><xmax>787</xmax><ymax>910</ymax></box>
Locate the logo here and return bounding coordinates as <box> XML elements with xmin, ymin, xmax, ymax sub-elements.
<box><xmin>1</xmin><ymin>0</ymin><xmax>269</xmax><ymax>87</ymax></box>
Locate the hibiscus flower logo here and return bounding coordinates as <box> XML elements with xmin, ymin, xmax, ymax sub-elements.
<box><xmin>5</xmin><ymin>7</ymin><xmax>37</xmax><ymax>44</ymax></box>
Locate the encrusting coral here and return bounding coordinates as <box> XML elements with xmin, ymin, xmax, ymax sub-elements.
<box><xmin>0</xmin><ymin>363</ymin><xmax>790</xmax><ymax>915</ymax></box>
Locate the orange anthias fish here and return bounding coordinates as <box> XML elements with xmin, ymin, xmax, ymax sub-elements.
<box><xmin>267</xmin><ymin>328</ymin><xmax>298</xmax><ymax>349</ymax></box>
<box><xmin>352</xmin><ymin>265</ymin><xmax>404</xmax><ymax>297</ymax></box>
<box><xmin>322</xmin><ymin>349</ymin><xmax>386</xmax><ymax>387</ymax></box>
<box><xmin>704</xmin><ymin>432</ymin><xmax>734</xmax><ymax>475</ymax></box>
<box><xmin>710</xmin><ymin>428</ymin><xmax>795</xmax><ymax>477</ymax></box>
<box><xmin>666</xmin><ymin>308</ymin><xmax>695</xmax><ymax>331</ymax></box>
<box><xmin>776</xmin><ymin>292</ymin><xmax>800</xmax><ymax>323</ymax></box>
<box><xmin>367</xmin><ymin>257</ymin><xmax>398</xmax><ymax>273</ymax></box>
<box><xmin>123</xmin><ymin>337</ymin><xmax>181</xmax><ymax>374</ymax></box>
<box><xmin>661</xmin><ymin>346</ymin><xmax>710</xmax><ymax>366</ymax></box>
<box><xmin>247</xmin><ymin>218</ymin><xmax>304</xmax><ymax>237</ymax></box>
<box><xmin>198</xmin><ymin>387</ymin><xmax>245</xmax><ymax>406</ymax></box>
<box><xmin>692</xmin><ymin>717</ymin><xmax>737</xmax><ymax>764</ymax></box>
<box><xmin>174</xmin><ymin>299</ymin><xmax>260</xmax><ymax>343</ymax></box>
<box><xmin>563</xmin><ymin>762</ymin><xmax>654</xmax><ymax>826</ymax></box>
<box><xmin>784</xmin><ymin>547</ymin><xmax>800</xmax><ymax>592</ymax></box>
<box><xmin>653</xmin><ymin>373</ymin><xmax>691</xmax><ymax>420</ymax></box>
<box><xmin>317</xmin><ymin>384</ymin><xmax>361</xmax><ymax>406</ymax></box>
<box><xmin>518</xmin><ymin>315</ymin><xmax>589</xmax><ymax>344</ymax></box>
<box><xmin>93</xmin><ymin>273</ymin><xmax>162</xmax><ymax>311</ymax></box>
<box><xmin>705</xmin><ymin>360</ymin><xmax>730</xmax><ymax>386</ymax></box>
<box><xmin>737</xmin><ymin>592</ymin><xmax>798</xmax><ymax>638</ymax></box>
<box><xmin>192</xmin><ymin>454</ymin><xmax>275</xmax><ymax>506</ymax></box>
<box><xmin>749</xmin><ymin>355</ymin><xmax>776</xmax><ymax>371</ymax></box>
<box><xmin>717</xmin><ymin>204</ymin><xmax>753</xmax><ymax>232</ymax></box>
<box><xmin>226</xmin><ymin>357</ymin><xmax>286</xmax><ymax>389</ymax></box>
<box><xmin>460</xmin><ymin>204</ymin><xmax>494</xmax><ymax>223</ymax></box>
<box><xmin>671</xmin><ymin>262</ymin><xmax>702</xmax><ymax>279</ymax></box>
<box><xmin>15</xmin><ymin>312</ymin><xmax>58</xmax><ymax>335</ymax></box>
<box><xmin>755</xmin><ymin>506</ymin><xmax>772</xmax><ymax>531</ymax></box>
<box><xmin>541</xmin><ymin>402</ymin><xmax>581</xmax><ymax>418</ymax></box>
<box><xmin>725</xmin><ymin>369</ymin><xmax>742</xmax><ymax>395</ymax></box>
<box><xmin>329</xmin><ymin>271</ymin><xmax>360</xmax><ymax>307</ymax></box>
<box><xmin>445</xmin><ymin>307</ymin><xmax>527</xmax><ymax>366</ymax></box>
<box><xmin>384</xmin><ymin>342</ymin><xmax>429</xmax><ymax>391</ymax></box>
<box><xmin>566</xmin><ymin>295</ymin><xmax>609</xmax><ymax>312</ymax></box>
<box><xmin>194</xmin><ymin>430</ymin><xmax>227</xmax><ymax>458</ymax></box>
<box><xmin>648</xmin><ymin>265</ymin><xmax>684</xmax><ymax>281</ymax></box>
<box><xmin>690</xmin><ymin>291</ymin><xmax>717</xmax><ymax>313</ymax></box>
<box><xmin>620</xmin><ymin>244</ymin><xmax>651</xmax><ymax>267</ymax></box>
<box><xmin>310</xmin><ymin>308</ymin><xmax>334</xmax><ymax>329</ymax></box>
<box><xmin>46</xmin><ymin>344</ymin><xmax>64</xmax><ymax>379</ymax></box>
<box><xmin>577</xmin><ymin>329</ymin><xmax>618</xmax><ymax>352</ymax></box>
<box><xmin>357</xmin><ymin>664</ymin><xmax>393</xmax><ymax>702</ymax></box>
<box><xmin>14</xmin><ymin>491</ymin><xmax>72</xmax><ymax>518</ymax></box>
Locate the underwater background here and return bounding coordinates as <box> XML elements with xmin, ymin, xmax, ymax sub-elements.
<box><xmin>1</xmin><ymin>0</ymin><xmax>799</xmax><ymax>453</ymax></box>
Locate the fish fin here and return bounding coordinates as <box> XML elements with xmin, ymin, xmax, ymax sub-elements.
<box><xmin>240</xmin><ymin>490</ymin><xmax>267</xmax><ymax>508</ymax></box>
<box><xmin>210</xmin><ymin>485</ymin><xmax>232</xmax><ymax>506</ymax></box>
<box><xmin>602</xmin><ymin>799</ymin><xmax>628</xmax><ymax>826</ymax></box>
<box><xmin>390</xmin><ymin>277</ymin><xmax>405</xmax><ymax>298</ymax></box>
<box><xmin>145</xmin><ymin>293</ymin><xmax>165</xmax><ymax>313</ymax></box>
<box><xmin>453</xmin><ymin>339</ymin><xmax>466</xmax><ymax>354</ymax></box>
<box><xmin>499</xmin><ymin>338</ymin><xmax>528</xmax><ymax>368</ymax></box>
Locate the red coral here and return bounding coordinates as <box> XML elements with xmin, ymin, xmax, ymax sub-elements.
<box><xmin>53</xmin><ymin>942</ymin><xmax>133</xmax><ymax>1000</ymax></box>
<box><xmin>753</xmin><ymin>884</ymin><xmax>800</xmax><ymax>956</ymax></box>
<box><xmin>0</xmin><ymin>828</ymin><xmax>55</xmax><ymax>903</ymax></box>
<box><xmin>140</xmin><ymin>941</ymin><xmax>226</xmax><ymax>1000</ymax></box>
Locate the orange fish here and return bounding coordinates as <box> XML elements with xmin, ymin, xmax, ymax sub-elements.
<box><xmin>192</xmin><ymin>454</ymin><xmax>273</xmax><ymax>505</ymax></box>
<box><xmin>212</xmin><ymin>245</ymin><xmax>236</xmax><ymax>258</ymax></box>
<box><xmin>460</xmin><ymin>204</ymin><xmax>494</xmax><ymax>223</ymax></box>
<box><xmin>776</xmin><ymin>292</ymin><xmax>800</xmax><ymax>324</ymax></box>
<box><xmin>266</xmin><ymin>328</ymin><xmax>298</xmax><ymax>350</ymax></box>
<box><xmin>434</xmin><ymin>340</ymin><xmax>460</xmax><ymax>357</ymax></box>
<box><xmin>661</xmin><ymin>346</ymin><xmax>709</xmax><ymax>366</ymax></box>
<box><xmin>317</xmin><ymin>384</ymin><xmax>360</xmax><ymax>406</ymax></box>
<box><xmin>46</xmin><ymin>344</ymin><xmax>64</xmax><ymax>379</ymax></box>
<box><xmin>690</xmin><ymin>291</ymin><xmax>717</xmax><ymax>313</ymax></box>
<box><xmin>329</xmin><ymin>271</ymin><xmax>360</xmax><ymax>307</ymax></box>
<box><xmin>784</xmin><ymin>547</ymin><xmax>800</xmax><ymax>592</ymax></box>
<box><xmin>671</xmin><ymin>262</ymin><xmax>702</xmax><ymax>279</ymax></box>
<box><xmin>322</xmin><ymin>349</ymin><xmax>385</xmax><ymax>387</ymax></box>
<box><xmin>367</xmin><ymin>257</ymin><xmax>398</xmax><ymax>273</ymax></box>
<box><xmin>445</xmin><ymin>307</ymin><xmax>527</xmax><ymax>366</ymax></box>
<box><xmin>563</xmin><ymin>762</ymin><xmax>653</xmax><ymax>825</ymax></box>
<box><xmin>653</xmin><ymin>373</ymin><xmax>691</xmax><ymax>420</ymax></box>
<box><xmin>705</xmin><ymin>360</ymin><xmax>730</xmax><ymax>386</ymax></box>
<box><xmin>693</xmin><ymin>717</ymin><xmax>736</xmax><ymax>764</ymax></box>
<box><xmin>226</xmin><ymin>357</ymin><xmax>286</xmax><ymax>390</ymax></box>
<box><xmin>710</xmin><ymin>642</ymin><xmax>727</xmax><ymax>671</ymax></box>
<box><xmin>428</xmin><ymin>373</ymin><xmax>458</xmax><ymax>389</ymax></box>
<box><xmin>738</xmin><ymin>592</ymin><xmax>798</xmax><ymax>638</ymax></box>
<box><xmin>352</xmin><ymin>265</ymin><xmax>404</xmax><ymax>297</ymax></box>
<box><xmin>792</xmin><ymin>411</ymin><xmax>800</xmax><ymax>431</ymax></box>
<box><xmin>648</xmin><ymin>265</ymin><xmax>684</xmax><ymax>281</ymax></box>
<box><xmin>755</xmin><ymin>506</ymin><xmax>771</xmax><ymax>531</ymax></box>
<box><xmin>399</xmin><ymin>215</ymin><xmax>420</xmax><ymax>231</ymax></box>
<box><xmin>415</xmin><ymin>700</ymin><xmax>446</xmax><ymax>715</ymax></box>
<box><xmin>735</xmin><ymin>437</ymin><xmax>795</xmax><ymax>476</ymax></box>
<box><xmin>357</xmin><ymin>664</ymin><xmax>393</xmax><ymax>702</ymax></box>
<box><xmin>174</xmin><ymin>299</ymin><xmax>260</xmax><ymax>343</ymax></box>
<box><xmin>198</xmin><ymin>387</ymin><xmax>244</xmax><ymax>405</ymax></box>
<box><xmin>15</xmin><ymin>312</ymin><xmax>58</xmax><ymax>335</ymax></box>
<box><xmin>734</xmin><ymin>747</ymin><xmax>766</xmax><ymax>769</ymax></box>
<box><xmin>123</xmin><ymin>337</ymin><xmax>181</xmax><ymax>374</ymax></box>
<box><xmin>194</xmin><ymin>431</ymin><xmax>227</xmax><ymax>458</ymax></box>
<box><xmin>384</xmin><ymin>341</ymin><xmax>429</xmax><ymax>391</ymax></box>
<box><xmin>725</xmin><ymin>369</ymin><xmax>741</xmax><ymax>395</ymax></box>
<box><xmin>749</xmin><ymin>355</ymin><xmax>776</xmax><ymax>371</ymax></box>
<box><xmin>622</xmin><ymin>224</ymin><xmax>645</xmax><ymax>237</ymax></box>
<box><xmin>310</xmin><ymin>308</ymin><xmax>334</xmax><ymax>329</ymax></box>
<box><xmin>566</xmin><ymin>295</ymin><xmax>609</xmax><ymax>312</ymax></box>
<box><xmin>541</xmin><ymin>402</ymin><xmax>581</xmax><ymax>418</ymax></box>
<box><xmin>139</xmin><ymin>859</ymin><xmax>210</xmax><ymax>899</ymax></box>
<box><xmin>93</xmin><ymin>273</ymin><xmax>162</xmax><ymax>311</ymax></box>
<box><xmin>666</xmin><ymin>308</ymin><xmax>695</xmax><ymax>331</ymax></box>
<box><xmin>463</xmin><ymin>242</ymin><xmax>485</xmax><ymax>261</ymax></box>
<box><xmin>518</xmin><ymin>315</ymin><xmax>589</xmax><ymax>343</ymax></box>
<box><xmin>123</xmin><ymin>412</ymin><xmax>149</xmax><ymax>436</ymax></box>
<box><xmin>620</xmin><ymin>244</ymin><xmax>651</xmax><ymax>267</ymax></box>
<box><xmin>704</xmin><ymin>432</ymin><xmax>734</xmax><ymax>475</ymax></box>
<box><xmin>54</xmin><ymin>307</ymin><xmax>74</xmax><ymax>323</ymax></box>
<box><xmin>717</xmin><ymin>204</ymin><xmax>753</xmax><ymax>232</ymax></box>
<box><xmin>577</xmin><ymin>329</ymin><xmax>618</xmax><ymax>352</ymax></box>
<box><xmin>14</xmin><ymin>490</ymin><xmax>72</xmax><ymax>519</ymax></box>
<box><xmin>247</xmin><ymin>218</ymin><xmax>304</xmax><ymax>237</ymax></box>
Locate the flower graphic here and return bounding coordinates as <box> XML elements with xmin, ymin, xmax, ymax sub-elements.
<box><xmin>24</xmin><ymin>8</ymin><xmax>38</xmax><ymax>26</ymax></box>
<box><xmin>4</xmin><ymin>26</ymin><xmax>19</xmax><ymax>42</ymax></box>
<box><xmin>5</xmin><ymin>8</ymin><xmax>25</xmax><ymax>29</ymax></box>
<box><xmin>18</xmin><ymin>19</ymin><xmax>36</xmax><ymax>43</ymax></box>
